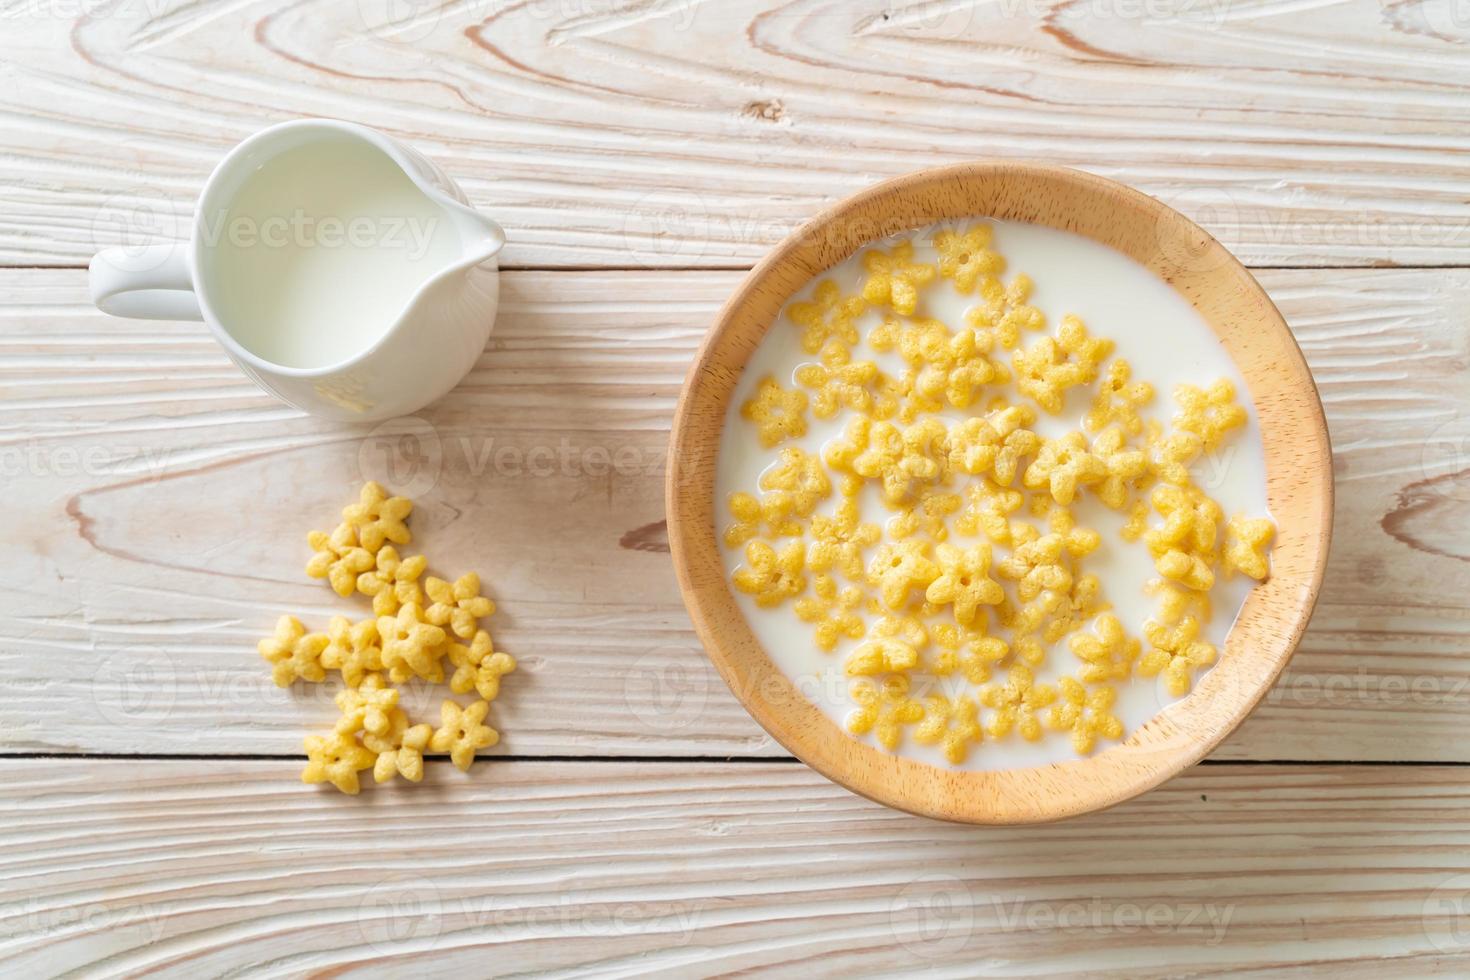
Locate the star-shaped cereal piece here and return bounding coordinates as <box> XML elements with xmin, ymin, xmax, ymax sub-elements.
<box><xmin>1223</xmin><ymin>514</ymin><xmax>1275</xmax><ymax>581</ymax></box>
<box><xmin>1139</xmin><ymin>616</ymin><xmax>1217</xmax><ymax>697</ymax></box>
<box><xmin>867</xmin><ymin>539</ymin><xmax>940</xmax><ymax>610</ymax></box>
<box><xmin>965</xmin><ymin>273</ymin><xmax>1045</xmax><ymax>350</ymax></box>
<box><xmin>356</xmin><ymin>546</ymin><xmax>428</xmax><ymax>617</ymax></box>
<box><xmin>996</xmin><ymin>532</ymin><xmax>1073</xmax><ymax>603</ymax></box>
<box><xmin>334</xmin><ymin>674</ymin><xmax>400</xmax><ymax>737</ymax></box>
<box><xmin>1090</xmin><ymin>426</ymin><xmax>1150</xmax><ymax>510</ymax></box>
<box><xmin>807</xmin><ymin>498</ymin><xmax>880</xmax><ymax>581</ymax></box>
<box><xmin>1048</xmin><ymin>677</ymin><xmax>1124</xmax><ymax>755</ymax></box>
<box><xmin>1148</xmin><ymin>425</ymin><xmax>1205</xmax><ymax>487</ymax></box>
<box><xmin>1146</xmin><ymin>577</ymin><xmax>1213</xmax><ymax>626</ymax></box>
<box><xmin>306</xmin><ymin>523</ymin><xmax>375</xmax><ymax>598</ymax></box>
<box><xmin>1069</xmin><ymin>613</ymin><xmax>1139</xmax><ymax>684</ymax></box>
<box><xmin>846</xmin><ymin>675</ymin><xmax>926</xmax><ymax>750</ymax></box>
<box><xmin>759</xmin><ymin>447</ymin><xmax>832</xmax><ymax>518</ymax></box>
<box><xmin>342</xmin><ymin>481</ymin><xmax>413</xmax><ymax>553</ymax></box>
<box><xmin>322</xmin><ymin>615</ymin><xmax>384</xmax><ymax>689</ymax></box>
<box><xmin>954</xmin><ymin>480</ymin><xmax>1025</xmax><ymax>544</ymax></box>
<box><xmin>425</xmin><ymin>572</ymin><xmax>496</xmax><ymax>639</ymax></box>
<box><xmin>430</xmin><ymin>698</ymin><xmax>499</xmax><ymax>772</ymax></box>
<box><xmin>1012</xmin><ymin>315</ymin><xmax>1112</xmax><ymax>414</ymax></box>
<box><xmin>794</xmin><ymin>575</ymin><xmax>868</xmax><ymax>652</ymax></box>
<box><xmin>370</xmin><ymin>712</ymin><xmax>433</xmax><ymax>784</ymax></box>
<box><xmin>859</xmin><ymin>240</ymin><xmax>936</xmax><ymax>315</ymax></box>
<box><xmin>302</xmin><ymin>732</ymin><xmax>376</xmax><ymax>795</ymax></box>
<box><xmin>1038</xmin><ymin>571</ymin><xmax>1109</xmax><ymax>645</ymax></box>
<box><xmin>946</xmin><ymin>404</ymin><xmax>1036</xmax><ymax>477</ymax></box>
<box><xmin>741</xmin><ymin>376</ymin><xmax>808</xmax><ymax>449</ymax></box>
<box><xmin>887</xmin><ymin>487</ymin><xmax>962</xmax><ymax>543</ymax></box>
<box><xmin>446</xmin><ymin>629</ymin><xmax>518</xmax><ymax>702</ymax></box>
<box><xmin>1086</xmin><ymin>360</ymin><xmax>1155</xmax><ymax>436</ymax></box>
<box><xmin>795</xmin><ymin>347</ymin><xmax>887</xmax><ymax>420</ymax></box>
<box><xmin>377</xmin><ymin>602</ymin><xmax>448</xmax><ymax>684</ymax></box>
<box><xmin>845</xmin><ymin>614</ymin><xmax>927</xmax><ymax>676</ymax></box>
<box><xmin>895</xmin><ymin>324</ymin><xmax>1008</xmax><ymax>418</ymax></box>
<box><xmin>915</xmin><ymin>694</ymin><xmax>984</xmax><ymax>764</ymax></box>
<box><xmin>1174</xmin><ymin>379</ymin><xmax>1247</xmax><ymax>451</ymax></box>
<box><xmin>852</xmin><ymin>418</ymin><xmax>948</xmax><ymax>506</ymax></box>
<box><xmin>733</xmin><ymin>539</ymin><xmax>807</xmax><ymax>608</ymax></box>
<box><xmin>787</xmin><ymin>279</ymin><xmax>865</xmax><ymax>355</ymax></box>
<box><xmin>979</xmin><ymin>664</ymin><xmax>1058</xmax><ymax>741</ymax></box>
<box><xmin>926</xmin><ymin>621</ymin><xmax>1008</xmax><ymax>685</ymax></box>
<box><xmin>722</xmin><ymin>490</ymin><xmax>802</xmax><ymax>549</ymax></box>
<box><xmin>258</xmin><ymin>615</ymin><xmax>329</xmax><ymax>687</ymax></box>
<box><xmin>1024</xmin><ymin>431</ymin><xmax>1108</xmax><ymax>506</ymax></box>
<box><xmin>1146</xmin><ymin>484</ymin><xmax>1223</xmax><ymax>592</ymax></box>
<box><xmin>925</xmin><ymin>542</ymin><xmax>1004</xmax><ymax>626</ymax></box>
<box><xmin>934</xmin><ymin>224</ymin><xmax>1003</xmax><ymax>294</ymax></box>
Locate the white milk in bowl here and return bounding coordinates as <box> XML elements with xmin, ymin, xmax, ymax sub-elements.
<box><xmin>199</xmin><ymin>135</ymin><xmax>462</xmax><ymax>369</ymax></box>
<box><xmin>715</xmin><ymin>219</ymin><xmax>1274</xmax><ymax>772</ymax></box>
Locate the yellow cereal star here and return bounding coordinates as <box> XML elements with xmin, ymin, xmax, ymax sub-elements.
<box><xmin>915</xmin><ymin>694</ymin><xmax>984</xmax><ymax>764</ymax></box>
<box><xmin>733</xmin><ymin>539</ymin><xmax>807</xmax><ymax>608</ymax></box>
<box><xmin>954</xmin><ymin>480</ymin><xmax>1025</xmax><ymax>544</ymax></box>
<box><xmin>342</xmin><ymin>481</ymin><xmax>413</xmax><ymax>553</ymax></box>
<box><xmin>925</xmin><ymin>542</ymin><xmax>1004</xmax><ymax>626</ymax></box>
<box><xmin>847</xmin><ymin>675</ymin><xmax>926</xmax><ymax>750</ymax></box>
<box><xmin>787</xmin><ymin>279</ymin><xmax>865</xmax><ymax>355</ymax></box>
<box><xmin>425</xmin><ymin>572</ymin><xmax>496</xmax><ymax>639</ymax></box>
<box><xmin>868</xmin><ymin>539</ymin><xmax>940</xmax><ymax>610</ymax></box>
<box><xmin>996</xmin><ymin>532</ymin><xmax>1073</xmax><ymax>603</ymax></box>
<box><xmin>1148</xmin><ymin>426</ymin><xmax>1205</xmax><ymax>487</ymax></box>
<box><xmin>356</xmin><ymin>546</ymin><xmax>428</xmax><ymax>617</ymax></box>
<box><xmin>741</xmin><ymin>375</ymin><xmax>808</xmax><ymax>448</ymax></box>
<box><xmin>859</xmin><ymin>240</ymin><xmax>936</xmax><ymax>315</ymax></box>
<box><xmin>1223</xmin><ymin>514</ymin><xmax>1275</xmax><ymax>581</ymax></box>
<box><xmin>926</xmin><ymin>621</ymin><xmax>1009</xmax><ymax>685</ymax></box>
<box><xmin>1048</xmin><ymin>677</ymin><xmax>1124</xmax><ymax>755</ymax></box>
<box><xmin>258</xmin><ymin>615</ymin><xmax>329</xmax><ymax>687</ymax></box>
<box><xmin>306</xmin><ymin>523</ymin><xmax>375</xmax><ymax>598</ymax></box>
<box><xmin>845</xmin><ymin>614</ymin><xmax>927</xmax><ymax>675</ymax></box>
<box><xmin>1085</xmin><ymin>360</ymin><xmax>1154</xmax><ymax>436</ymax></box>
<box><xmin>377</xmin><ymin>602</ymin><xmax>448</xmax><ymax>684</ymax></box>
<box><xmin>965</xmin><ymin>274</ymin><xmax>1045</xmax><ymax>350</ymax></box>
<box><xmin>1146</xmin><ymin>484</ymin><xmax>1223</xmax><ymax>592</ymax></box>
<box><xmin>1024</xmin><ymin>431</ymin><xmax>1108</xmax><ymax>506</ymax></box>
<box><xmin>302</xmin><ymin>732</ymin><xmax>376</xmax><ymax>795</ymax></box>
<box><xmin>1174</xmin><ymin>379</ymin><xmax>1247</xmax><ymax>451</ymax></box>
<box><xmin>759</xmin><ymin>447</ymin><xmax>832</xmax><ymax>518</ymax></box>
<box><xmin>722</xmin><ymin>490</ymin><xmax>803</xmax><ymax>549</ymax></box>
<box><xmin>795</xmin><ymin>348</ymin><xmax>887</xmax><ymax>420</ymax></box>
<box><xmin>887</xmin><ymin>487</ymin><xmax>962</xmax><ymax>543</ymax></box>
<box><xmin>979</xmin><ymin>664</ymin><xmax>1058</xmax><ymax>741</ymax></box>
<box><xmin>794</xmin><ymin>575</ymin><xmax>868</xmax><ymax>651</ymax></box>
<box><xmin>1139</xmin><ymin>616</ymin><xmax>1217</xmax><ymax>697</ymax></box>
<box><xmin>369</xmin><ymin>712</ymin><xmax>433</xmax><ymax>784</ymax></box>
<box><xmin>807</xmin><ymin>498</ymin><xmax>880</xmax><ymax>581</ymax></box>
<box><xmin>446</xmin><ymin>629</ymin><xmax>517</xmax><ymax>703</ymax></box>
<box><xmin>334</xmin><ymin>674</ymin><xmax>400</xmax><ymax>737</ymax></box>
<box><xmin>934</xmin><ymin>224</ymin><xmax>1003</xmax><ymax>294</ymax></box>
<box><xmin>322</xmin><ymin>615</ymin><xmax>384</xmax><ymax>689</ymax></box>
<box><xmin>1068</xmin><ymin>613</ymin><xmax>1139</xmax><ymax>684</ymax></box>
<box><xmin>1090</xmin><ymin>426</ymin><xmax>1150</xmax><ymax>510</ymax></box>
<box><xmin>1012</xmin><ymin>315</ymin><xmax>1112</xmax><ymax>413</ymax></box>
<box><xmin>430</xmin><ymin>698</ymin><xmax>500</xmax><ymax>772</ymax></box>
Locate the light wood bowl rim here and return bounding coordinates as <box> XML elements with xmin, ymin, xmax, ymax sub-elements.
<box><xmin>666</xmin><ymin>162</ymin><xmax>1333</xmax><ymax>824</ymax></box>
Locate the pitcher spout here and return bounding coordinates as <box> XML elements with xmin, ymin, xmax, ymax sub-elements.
<box><xmin>443</xmin><ymin>201</ymin><xmax>506</xmax><ymax>266</ymax></box>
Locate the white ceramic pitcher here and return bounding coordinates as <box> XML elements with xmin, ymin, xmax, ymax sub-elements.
<box><xmin>89</xmin><ymin>119</ymin><xmax>505</xmax><ymax>422</ymax></box>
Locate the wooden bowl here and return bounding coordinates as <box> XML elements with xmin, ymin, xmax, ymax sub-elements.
<box><xmin>665</xmin><ymin>163</ymin><xmax>1332</xmax><ymax>824</ymax></box>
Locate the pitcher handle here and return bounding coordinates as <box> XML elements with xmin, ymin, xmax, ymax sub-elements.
<box><xmin>89</xmin><ymin>243</ymin><xmax>203</xmax><ymax>321</ymax></box>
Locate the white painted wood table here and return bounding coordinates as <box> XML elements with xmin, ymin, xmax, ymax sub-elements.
<box><xmin>3</xmin><ymin>1</ymin><xmax>1470</xmax><ymax>975</ymax></box>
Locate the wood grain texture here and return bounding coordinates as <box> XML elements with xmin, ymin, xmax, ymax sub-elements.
<box><xmin>0</xmin><ymin>267</ymin><xmax>1465</xmax><ymax>761</ymax></box>
<box><xmin>3</xmin><ymin>0</ymin><xmax>1470</xmax><ymax>268</ymax></box>
<box><xmin>5</xmin><ymin>759</ymin><xmax>1470</xmax><ymax>976</ymax></box>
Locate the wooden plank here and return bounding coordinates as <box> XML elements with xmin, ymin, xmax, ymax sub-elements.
<box><xmin>2</xmin><ymin>1</ymin><xmax>1469</xmax><ymax>268</ymax></box>
<box><xmin>3</xmin><ymin>759</ymin><xmax>1470</xmax><ymax>975</ymax></box>
<box><xmin>1</xmin><ymin>267</ymin><xmax>1467</xmax><ymax>760</ymax></box>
